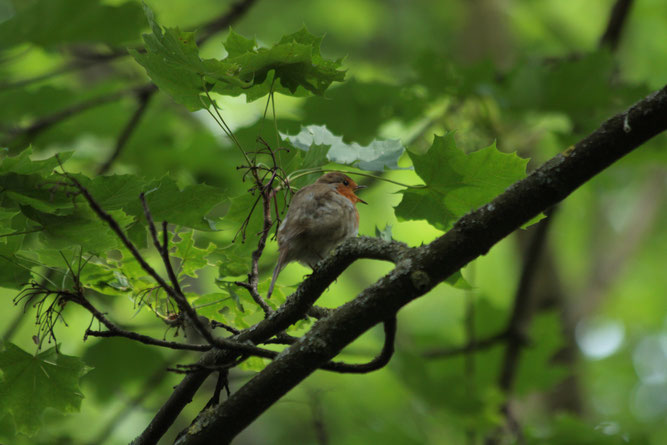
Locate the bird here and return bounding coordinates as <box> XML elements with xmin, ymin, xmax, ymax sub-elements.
<box><xmin>267</xmin><ymin>172</ymin><xmax>367</xmax><ymax>298</ymax></box>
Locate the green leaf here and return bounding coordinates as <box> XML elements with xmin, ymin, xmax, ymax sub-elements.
<box><xmin>0</xmin><ymin>343</ymin><xmax>91</xmax><ymax>436</ymax></box>
<box><xmin>191</xmin><ymin>292</ymin><xmax>233</xmax><ymax>321</ymax></box>
<box><xmin>395</xmin><ymin>133</ymin><xmax>528</xmax><ymax>231</ymax></box>
<box><xmin>214</xmin><ymin>250</ymin><xmax>249</xmax><ymax>277</ymax></box>
<box><xmin>171</xmin><ymin>230</ymin><xmax>216</xmax><ymax>278</ymax></box>
<box><xmin>77</xmin><ymin>174</ymin><xmax>145</xmax><ymax>212</ymax></box>
<box><xmin>445</xmin><ymin>270</ymin><xmax>472</xmax><ymax>290</ymax></box>
<box><xmin>0</xmin><ymin>148</ymin><xmax>72</xmax><ymax>176</ymax></box>
<box><xmin>21</xmin><ymin>205</ymin><xmax>132</xmax><ymax>253</ymax></box>
<box><xmin>132</xmin><ymin>6</ymin><xmax>344</xmax><ymax>110</ymax></box>
<box><xmin>124</xmin><ymin>178</ymin><xmax>225</xmax><ymax>231</ymax></box>
<box><xmin>281</xmin><ymin>125</ymin><xmax>406</xmax><ymax>171</ymax></box>
<box><xmin>0</xmin><ymin>0</ymin><xmax>144</xmax><ymax>50</ymax></box>
<box><xmin>215</xmin><ymin>27</ymin><xmax>346</xmax><ymax>102</ymax></box>
<box><xmin>0</xmin><ymin>173</ymin><xmax>75</xmax><ymax>214</ymax></box>
<box><xmin>302</xmin><ymin>78</ymin><xmax>428</xmax><ymax>143</ymax></box>
<box><xmin>131</xmin><ymin>4</ymin><xmax>235</xmax><ymax>111</ymax></box>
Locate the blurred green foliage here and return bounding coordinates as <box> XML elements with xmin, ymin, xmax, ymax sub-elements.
<box><xmin>0</xmin><ymin>0</ymin><xmax>666</xmax><ymax>444</ymax></box>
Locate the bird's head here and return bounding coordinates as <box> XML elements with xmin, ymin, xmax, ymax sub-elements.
<box><xmin>317</xmin><ymin>172</ymin><xmax>367</xmax><ymax>204</ymax></box>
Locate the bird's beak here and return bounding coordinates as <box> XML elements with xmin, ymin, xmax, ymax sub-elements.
<box><xmin>354</xmin><ymin>185</ymin><xmax>368</xmax><ymax>204</ymax></box>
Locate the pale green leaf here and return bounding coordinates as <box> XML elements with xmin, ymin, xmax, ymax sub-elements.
<box><xmin>0</xmin><ymin>343</ymin><xmax>91</xmax><ymax>436</ymax></box>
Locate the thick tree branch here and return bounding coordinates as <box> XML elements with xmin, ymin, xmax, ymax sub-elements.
<box><xmin>171</xmin><ymin>85</ymin><xmax>667</xmax><ymax>445</ymax></box>
<box><xmin>132</xmin><ymin>237</ymin><xmax>406</xmax><ymax>445</ymax></box>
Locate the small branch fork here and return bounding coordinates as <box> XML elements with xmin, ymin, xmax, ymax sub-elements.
<box><xmin>50</xmin><ymin>163</ymin><xmax>277</xmax><ymax>360</ymax></box>
<box><xmin>233</xmin><ymin>137</ymin><xmax>291</xmax><ymax>316</ymax></box>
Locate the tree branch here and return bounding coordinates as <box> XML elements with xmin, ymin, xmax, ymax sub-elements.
<box><xmin>132</xmin><ymin>237</ymin><xmax>407</xmax><ymax>445</ymax></box>
<box><xmin>483</xmin><ymin>210</ymin><xmax>556</xmax><ymax>445</ymax></box>
<box><xmin>61</xmin><ymin>170</ymin><xmax>287</xmax><ymax>359</ymax></box>
<box><xmin>98</xmin><ymin>87</ymin><xmax>155</xmax><ymax>174</ymax></box>
<box><xmin>171</xmin><ymin>84</ymin><xmax>667</xmax><ymax>445</ymax></box>
<box><xmin>498</xmin><ymin>209</ymin><xmax>556</xmax><ymax>393</ymax></box>
<box><xmin>2</xmin><ymin>84</ymin><xmax>155</xmax><ymax>148</ymax></box>
<box><xmin>423</xmin><ymin>330</ymin><xmax>508</xmax><ymax>359</ymax></box>
<box><xmin>197</xmin><ymin>0</ymin><xmax>258</xmax><ymax>45</ymax></box>
<box><xmin>599</xmin><ymin>0</ymin><xmax>634</xmax><ymax>51</ymax></box>
<box><xmin>320</xmin><ymin>317</ymin><xmax>396</xmax><ymax>373</ymax></box>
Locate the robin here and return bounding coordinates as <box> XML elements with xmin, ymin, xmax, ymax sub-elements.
<box><xmin>267</xmin><ymin>172</ymin><xmax>367</xmax><ymax>298</ymax></box>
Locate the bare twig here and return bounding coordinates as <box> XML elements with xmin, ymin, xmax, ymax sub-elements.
<box><xmin>98</xmin><ymin>87</ymin><xmax>156</xmax><ymax>174</ymax></box>
<box><xmin>85</xmin><ymin>329</ymin><xmax>210</xmax><ymax>351</ymax></box>
<box><xmin>58</xmin><ymin>166</ymin><xmax>283</xmax><ymax>358</ymax></box>
<box><xmin>423</xmin><ymin>330</ymin><xmax>509</xmax><ymax>359</ymax></box>
<box><xmin>485</xmin><ymin>209</ymin><xmax>556</xmax><ymax>445</ymax></box>
<box><xmin>233</xmin><ymin>138</ymin><xmax>290</xmax><ymax>315</ymax></box>
<box><xmin>137</xmin><ymin>192</ymin><xmax>276</xmax><ymax>355</ymax></box>
<box><xmin>197</xmin><ymin>0</ymin><xmax>259</xmax><ymax>45</ymax></box>
<box><xmin>2</xmin><ymin>84</ymin><xmax>155</xmax><ymax>147</ymax></box>
<box><xmin>500</xmin><ymin>212</ymin><xmax>555</xmax><ymax>391</ymax></box>
<box><xmin>319</xmin><ymin>317</ymin><xmax>396</xmax><ymax>374</ymax></box>
<box><xmin>599</xmin><ymin>0</ymin><xmax>635</xmax><ymax>51</ymax></box>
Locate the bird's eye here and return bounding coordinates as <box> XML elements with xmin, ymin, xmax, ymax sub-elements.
<box><xmin>343</xmin><ymin>179</ymin><xmax>349</xmax><ymax>186</ymax></box>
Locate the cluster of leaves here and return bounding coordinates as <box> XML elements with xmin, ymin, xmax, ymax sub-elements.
<box><xmin>132</xmin><ymin>3</ymin><xmax>345</xmax><ymax>109</ymax></box>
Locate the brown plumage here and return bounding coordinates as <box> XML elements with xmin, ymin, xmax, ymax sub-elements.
<box><xmin>267</xmin><ymin>172</ymin><xmax>366</xmax><ymax>298</ymax></box>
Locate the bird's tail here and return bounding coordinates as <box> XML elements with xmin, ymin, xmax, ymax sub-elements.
<box><xmin>267</xmin><ymin>251</ymin><xmax>286</xmax><ymax>299</ymax></box>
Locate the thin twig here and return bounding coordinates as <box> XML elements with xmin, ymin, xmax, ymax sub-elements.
<box><xmin>197</xmin><ymin>0</ymin><xmax>258</xmax><ymax>45</ymax></box>
<box><xmin>58</xmin><ymin>165</ymin><xmax>280</xmax><ymax>357</ymax></box>
<box><xmin>73</xmin><ymin>292</ymin><xmax>212</xmax><ymax>352</ymax></box>
<box><xmin>423</xmin><ymin>330</ymin><xmax>509</xmax><ymax>359</ymax></box>
<box><xmin>599</xmin><ymin>0</ymin><xmax>635</xmax><ymax>51</ymax></box>
<box><xmin>2</xmin><ymin>84</ymin><xmax>155</xmax><ymax>147</ymax></box>
<box><xmin>137</xmin><ymin>193</ymin><xmax>271</xmax><ymax>354</ymax></box>
<box><xmin>484</xmin><ymin>210</ymin><xmax>556</xmax><ymax>445</ymax></box>
<box><xmin>98</xmin><ymin>87</ymin><xmax>156</xmax><ymax>174</ymax></box>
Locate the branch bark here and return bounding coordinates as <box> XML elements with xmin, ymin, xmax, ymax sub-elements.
<box><xmin>166</xmin><ymin>85</ymin><xmax>667</xmax><ymax>445</ymax></box>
